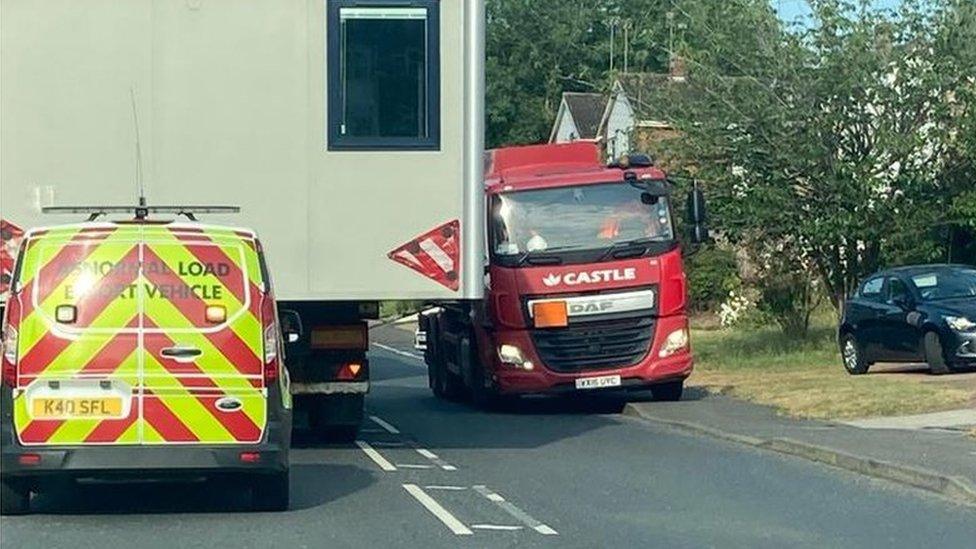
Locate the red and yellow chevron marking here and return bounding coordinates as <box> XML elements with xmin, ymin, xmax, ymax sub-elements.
<box><xmin>11</xmin><ymin>224</ymin><xmax>268</xmax><ymax>446</ymax></box>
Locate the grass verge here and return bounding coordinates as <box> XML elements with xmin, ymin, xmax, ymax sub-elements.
<box><xmin>688</xmin><ymin>322</ymin><xmax>974</xmax><ymax>420</ymax></box>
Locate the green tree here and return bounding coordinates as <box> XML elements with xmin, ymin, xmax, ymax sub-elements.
<box><xmin>661</xmin><ymin>0</ymin><xmax>976</xmax><ymax>332</ymax></box>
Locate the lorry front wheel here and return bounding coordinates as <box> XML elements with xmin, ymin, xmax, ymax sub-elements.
<box><xmin>651</xmin><ymin>381</ymin><xmax>684</xmax><ymax>402</ymax></box>
<box><xmin>1</xmin><ymin>477</ymin><xmax>31</xmax><ymax>515</ymax></box>
<box><xmin>433</xmin><ymin>359</ymin><xmax>465</xmax><ymax>401</ymax></box>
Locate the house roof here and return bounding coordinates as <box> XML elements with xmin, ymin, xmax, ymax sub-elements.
<box><xmin>614</xmin><ymin>73</ymin><xmax>692</xmax><ymax>123</ymax></box>
<box><xmin>560</xmin><ymin>92</ymin><xmax>609</xmax><ymax>139</ymax></box>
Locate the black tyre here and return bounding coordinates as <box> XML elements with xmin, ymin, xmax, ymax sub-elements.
<box><xmin>924</xmin><ymin>331</ymin><xmax>955</xmax><ymax>375</ymax></box>
<box><xmin>462</xmin><ymin>338</ymin><xmax>500</xmax><ymax>410</ymax></box>
<box><xmin>651</xmin><ymin>381</ymin><xmax>684</xmax><ymax>402</ymax></box>
<box><xmin>1</xmin><ymin>477</ymin><xmax>31</xmax><ymax>516</ymax></box>
<box><xmin>433</xmin><ymin>355</ymin><xmax>465</xmax><ymax>401</ymax></box>
<box><xmin>840</xmin><ymin>333</ymin><xmax>870</xmax><ymax>375</ymax></box>
<box><xmin>252</xmin><ymin>470</ymin><xmax>290</xmax><ymax>512</ymax></box>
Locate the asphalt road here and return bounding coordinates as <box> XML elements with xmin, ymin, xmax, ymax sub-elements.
<box><xmin>2</xmin><ymin>326</ymin><xmax>974</xmax><ymax>548</ymax></box>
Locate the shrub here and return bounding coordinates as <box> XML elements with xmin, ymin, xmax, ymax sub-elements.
<box><xmin>686</xmin><ymin>246</ymin><xmax>740</xmax><ymax>314</ymax></box>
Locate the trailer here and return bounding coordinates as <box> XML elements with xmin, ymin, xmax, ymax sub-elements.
<box><xmin>0</xmin><ymin>0</ymin><xmax>486</xmax><ymax>440</ymax></box>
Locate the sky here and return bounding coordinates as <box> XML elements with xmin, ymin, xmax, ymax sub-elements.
<box><xmin>774</xmin><ymin>0</ymin><xmax>904</xmax><ymax>23</ymax></box>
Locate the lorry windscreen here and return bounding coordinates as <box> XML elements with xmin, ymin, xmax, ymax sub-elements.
<box><xmin>490</xmin><ymin>182</ymin><xmax>674</xmax><ymax>265</ymax></box>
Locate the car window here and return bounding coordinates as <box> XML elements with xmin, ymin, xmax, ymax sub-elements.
<box><xmin>911</xmin><ymin>269</ymin><xmax>976</xmax><ymax>301</ymax></box>
<box><xmin>859</xmin><ymin>277</ymin><xmax>884</xmax><ymax>301</ymax></box>
<box><xmin>886</xmin><ymin>277</ymin><xmax>909</xmax><ymax>304</ymax></box>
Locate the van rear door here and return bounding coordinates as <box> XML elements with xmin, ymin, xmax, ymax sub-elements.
<box><xmin>139</xmin><ymin>227</ymin><xmax>266</xmax><ymax>444</ymax></box>
<box><xmin>13</xmin><ymin>227</ymin><xmax>142</xmax><ymax>446</ymax></box>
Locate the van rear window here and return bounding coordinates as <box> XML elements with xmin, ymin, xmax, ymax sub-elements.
<box><xmin>141</xmin><ymin>240</ymin><xmax>254</xmax><ymax>330</ymax></box>
<box><xmin>30</xmin><ymin>238</ymin><xmax>142</xmax><ymax>330</ymax></box>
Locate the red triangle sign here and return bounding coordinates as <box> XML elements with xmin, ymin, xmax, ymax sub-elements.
<box><xmin>388</xmin><ymin>220</ymin><xmax>461</xmax><ymax>291</ymax></box>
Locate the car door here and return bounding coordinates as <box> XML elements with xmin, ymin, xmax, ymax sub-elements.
<box><xmin>851</xmin><ymin>276</ymin><xmax>887</xmax><ymax>361</ymax></box>
<box><xmin>877</xmin><ymin>276</ymin><xmax>924</xmax><ymax>361</ymax></box>
<box><xmin>139</xmin><ymin>226</ymin><xmax>266</xmax><ymax>445</ymax></box>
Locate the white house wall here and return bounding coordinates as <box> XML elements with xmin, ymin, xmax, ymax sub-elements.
<box><xmin>606</xmin><ymin>83</ymin><xmax>636</xmax><ymax>158</ymax></box>
<box><xmin>552</xmin><ymin>100</ymin><xmax>581</xmax><ymax>143</ymax></box>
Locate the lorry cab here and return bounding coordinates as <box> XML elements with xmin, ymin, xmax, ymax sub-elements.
<box><xmin>1</xmin><ymin>218</ymin><xmax>292</xmax><ymax>515</ymax></box>
<box><xmin>422</xmin><ymin>142</ymin><xmax>704</xmax><ymax>404</ymax></box>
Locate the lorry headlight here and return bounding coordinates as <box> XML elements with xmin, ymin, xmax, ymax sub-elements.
<box><xmin>498</xmin><ymin>344</ymin><xmax>534</xmax><ymax>371</ymax></box>
<box><xmin>946</xmin><ymin>316</ymin><xmax>976</xmax><ymax>332</ymax></box>
<box><xmin>659</xmin><ymin>328</ymin><xmax>690</xmax><ymax>358</ymax></box>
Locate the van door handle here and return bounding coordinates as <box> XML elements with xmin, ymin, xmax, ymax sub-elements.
<box><xmin>160</xmin><ymin>346</ymin><xmax>203</xmax><ymax>359</ymax></box>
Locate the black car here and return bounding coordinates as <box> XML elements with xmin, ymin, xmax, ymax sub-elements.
<box><xmin>839</xmin><ymin>264</ymin><xmax>976</xmax><ymax>375</ymax></box>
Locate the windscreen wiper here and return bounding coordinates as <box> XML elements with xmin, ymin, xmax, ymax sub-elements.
<box><xmin>514</xmin><ymin>246</ymin><xmax>580</xmax><ymax>267</ymax></box>
<box><xmin>597</xmin><ymin>237</ymin><xmax>660</xmax><ymax>262</ymax></box>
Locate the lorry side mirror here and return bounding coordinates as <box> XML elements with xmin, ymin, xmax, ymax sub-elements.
<box><xmin>279</xmin><ymin>309</ymin><xmax>303</xmax><ymax>344</ymax></box>
<box><xmin>686</xmin><ymin>183</ymin><xmax>709</xmax><ymax>244</ymax></box>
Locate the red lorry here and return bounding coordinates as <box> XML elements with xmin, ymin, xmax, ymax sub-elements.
<box><xmin>418</xmin><ymin>142</ymin><xmax>708</xmax><ymax>404</ymax></box>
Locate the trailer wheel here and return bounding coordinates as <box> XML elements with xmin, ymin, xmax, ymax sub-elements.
<box><xmin>308</xmin><ymin>394</ymin><xmax>363</xmax><ymax>441</ymax></box>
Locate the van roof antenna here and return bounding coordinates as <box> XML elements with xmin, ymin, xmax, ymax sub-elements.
<box><xmin>129</xmin><ymin>87</ymin><xmax>147</xmax><ymax>212</ymax></box>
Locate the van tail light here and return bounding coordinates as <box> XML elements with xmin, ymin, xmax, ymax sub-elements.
<box><xmin>260</xmin><ymin>297</ymin><xmax>280</xmax><ymax>384</ymax></box>
<box><xmin>2</xmin><ymin>298</ymin><xmax>21</xmax><ymax>388</ymax></box>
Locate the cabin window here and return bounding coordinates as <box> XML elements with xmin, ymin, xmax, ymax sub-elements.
<box><xmin>327</xmin><ymin>1</ymin><xmax>440</xmax><ymax>151</ymax></box>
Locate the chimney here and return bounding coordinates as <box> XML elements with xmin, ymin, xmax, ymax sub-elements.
<box><xmin>669</xmin><ymin>55</ymin><xmax>688</xmax><ymax>82</ymax></box>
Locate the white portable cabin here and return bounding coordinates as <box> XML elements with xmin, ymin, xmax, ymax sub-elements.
<box><xmin>0</xmin><ymin>0</ymin><xmax>485</xmax><ymax>304</ymax></box>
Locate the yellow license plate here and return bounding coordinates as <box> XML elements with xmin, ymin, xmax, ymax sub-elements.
<box><xmin>31</xmin><ymin>397</ymin><xmax>124</xmax><ymax>419</ymax></box>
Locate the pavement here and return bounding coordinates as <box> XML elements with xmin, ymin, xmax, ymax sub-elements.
<box><xmin>841</xmin><ymin>409</ymin><xmax>976</xmax><ymax>430</ymax></box>
<box><xmin>1</xmin><ymin>324</ymin><xmax>974</xmax><ymax>548</ymax></box>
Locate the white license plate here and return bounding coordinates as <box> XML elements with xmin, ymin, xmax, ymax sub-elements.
<box><xmin>575</xmin><ymin>375</ymin><xmax>622</xmax><ymax>390</ymax></box>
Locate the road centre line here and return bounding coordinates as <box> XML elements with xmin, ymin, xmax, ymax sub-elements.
<box><xmin>472</xmin><ymin>485</ymin><xmax>558</xmax><ymax>536</ymax></box>
<box><xmin>370</xmin><ymin>415</ymin><xmax>401</xmax><ymax>434</ymax></box>
<box><xmin>355</xmin><ymin>441</ymin><xmax>397</xmax><ymax>472</ymax></box>
<box><xmin>416</xmin><ymin>448</ymin><xmax>458</xmax><ymax>471</ymax></box>
<box><xmin>372</xmin><ymin>342</ymin><xmax>425</xmax><ymax>362</ymax></box>
<box><xmin>403</xmin><ymin>484</ymin><xmax>474</xmax><ymax>536</ymax></box>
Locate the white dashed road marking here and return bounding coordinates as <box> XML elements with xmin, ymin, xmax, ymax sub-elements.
<box><xmin>355</xmin><ymin>440</ymin><xmax>397</xmax><ymax>472</ymax></box>
<box><xmin>370</xmin><ymin>415</ymin><xmax>401</xmax><ymax>434</ymax></box>
<box><xmin>416</xmin><ymin>448</ymin><xmax>458</xmax><ymax>471</ymax></box>
<box><xmin>471</xmin><ymin>524</ymin><xmax>524</xmax><ymax>531</ymax></box>
<box><xmin>372</xmin><ymin>343</ymin><xmax>425</xmax><ymax>362</ymax></box>
<box><xmin>473</xmin><ymin>485</ymin><xmax>558</xmax><ymax>536</ymax></box>
<box><xmin>371</xmin><ymin>441</ymin><xmax>407</xmax><ymax>448</ymax></box>
<box><xmin>403</xmin><ymin>484</ymin><xmax>474</xmax><ymax>536</ymax></box>
<box><xmin>425</xmin><ymin>485</ymin><xmax>468</xmax><ymax>491</ymax></box>
<box><xmin>396</xmin><ymin>463</ymin><xmax>434</xmax><ymax>470</ymax></box>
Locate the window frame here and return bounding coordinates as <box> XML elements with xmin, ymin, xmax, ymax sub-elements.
<box><xmin>326</xmin><ymin>0</ymin><xmax>441</xmax><ymax>152</ymax></box>
<box><xmin>885</xmin><ymin>276</ymin><xmax>912</xmax><ymax>305</ymax></box>
<box><xmin>859</xmin><ymin>276</ymin><xmax>885</xmax><ymax>302</ymax></box>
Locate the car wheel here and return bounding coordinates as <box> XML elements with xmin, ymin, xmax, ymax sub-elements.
<box><xmin>252</xmin><ymin>470</ymin><xmax>290</xmax><ymax>512</ymax></box>
<box><xmin>0</xmin><ymin>477</ymin><xmax>30</xmax><ymax>516</ymax></box>
<box><xmin>924</xmin><ymin>331</ymin><xmax>955</xmax><ymax>375</ymax></box>
<box><xmin>841</xmin><ymin>334</ymin><xmax>870</xmax><ymax>375</ymax></box>
<box><xmin>651</xmin><ymin>381</ymin><xmax>684</xmax><ymax>402</ymax></box>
